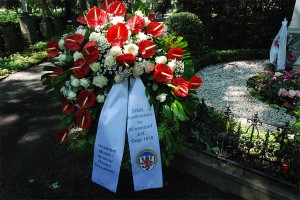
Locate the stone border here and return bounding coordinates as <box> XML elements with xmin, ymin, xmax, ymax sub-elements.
<box><xmin>171</xmin><ymin>148</ymin><xmax>299</xmax><ymax>200</ymax></box>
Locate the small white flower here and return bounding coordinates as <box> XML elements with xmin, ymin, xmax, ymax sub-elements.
<box><xmin>137</xmin><ymin>32</ymin><xmax>149</xmax><ymax>41</ymax></box>
<box><xmin>89</xmin><ymin>62</ymin><xmax>101</xmax><ymax>72</ymax></box>
<box><xmin>67</xmin><ymin>91</ymin><xmax>76</xmax><ymax>100</ymax></box>
<box><xmin>135</xmin><ymin>10</ymin><xmax>143</xmax><ymax>17</ymax></box>
<box><xmin>73</xmin><ymin>51</ymin><xmax>84</xmax><ymax>61</ymax></box>
<box><xmin>114</xmin><ymin>74</ymin><xmax>124</xmax><ymax>83</ymax></box>
<box><xmin>133</xmin><ymin>63</ymin><xmax>144</xmax><ymax>77</ymax></box>
<box><xmin>144</xmin><ymin>17</ymin><xmax>151</xmax><ymax>26</ymax></box>
<box><xmin>156</xmin><ymin>93</ymin><xmax>167</xmax><ymax>102</ymax></box>
<box><xmin>93</xmin><ymin>75</ymin><xmax>108</xmax><ymax>88</ymax></box>
<box><xmin>123</xmin><ymin>44</ymin><xmax>139</xmax><ymax>56</ymax></box>
<box><xmin>80</xmin><ymin>78</ymin><xmax>90</xmax><ymax>88</ymax></box>
<box><xmin>96</xmin><ymin>95</ymin><xmax>105</xmax><ymax>103</ymax></box>
<box><xmin>70</xmin><ymin>78</ymin><xmax>80</xmax><ymax>87</ymax></box>
<box><xmin>58</xmin><ymin>54</ymin><xmax>66</xmax><ymax>62</ymax></box>
<box><xmin>110</xmin><ymin>46</ymin><xmax>122</xmax><ymax>56</ymax></box>
<box><xmin>89</xmin><ymin>32</ymin><xmax>101</xmax><ymax>42</ymax></box>
<box><xmin>144</xmin><ymin>61</ymin><xmax>155</xmax><ymax>73</ymax></box>
<box><xmin>58</xmin><ymin>39</ymin><xmax>65</xmax><ymax>50</ymax></box>
<box><xmin>110</xmin><ymin>16</ymin><xmax>125</xmax><ymax>25</ymax></box>
<box><xmin>104</xmin><ymin>54</ymin><xmax>116</xmax><ymax>67</ymax></box>
<box><xmin>76</xmin><ymin>27</ymin><xmax>86</xmax><ymax>36</ymax></box>
<box><xmin>167</xmin><ymin>60</ymin><xmax>177</xmax><ymax>71</ymax></box>
<box><xmin>155</xmin><ymin>56</ymin><xmax>167</xmax><ymax>64</ymax></box>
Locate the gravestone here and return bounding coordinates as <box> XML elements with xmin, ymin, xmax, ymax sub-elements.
<box><xmin>288</xmin><ymin>0</ymin><xmax>300</xmax><ymax>71</ymax></box>
<box><xmin>19</xmin><ymin>14</ymin><xmax>38</xmax><ymax>45</ymax></box>
<box><xmin>39</xmin><ymin>19</ymin><xmax>53</xmax><ymax>38</ymax></box>
<box><xmin>1</xmin><ymin>27</ymin><xmax>23</xmax><ymax>52</ymax></box>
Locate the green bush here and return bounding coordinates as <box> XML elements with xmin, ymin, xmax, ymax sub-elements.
<box><xmin>195</xmin><ymin>49</ymin><xmax>268</xmax><ymax>71</ymax></box>
<box><xmin>164</xmin><ymin>12</ymin><xmax>205</xmax><ymax>56</ymax></box>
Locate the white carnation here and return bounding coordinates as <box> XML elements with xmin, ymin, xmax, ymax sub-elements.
<box><xmin>58</xmin><ymin>39</ymin><xmax>65</xmax><ymax>50</ymax></box>
<box><xmin>104</xmin><ymin>54</ymin><xmax>116</xmax><ymax>67</ymax></box>
<box><xmin>58</xmin><ymin>54</ymin><xmax>66</xmax><ymax>62</ymax></box>
<box><xmin>67</xmin><ymin>91</ymin><xmax>76</xmax><ymax>100</ymax></box>
<box><xmin>135</xmin><ymin>10</ymin><xmax>143</xmax><ymax>17</ymax></box>
<box><xmin>110</xmin><ymin>16</ymin><xmax>125</xmax><ymax>25</ymax></box>
<box><xmin>156</xmin><ymin>93</ymin><xmax>167</xmax><ymax>102</ymax></box>
<box><xmin>155</xmin><ymin>56</ymin><xmax>167</xmax><ymax>64</ymax></box>
<box><xmin>70</xmin><ymin>77</ymin><xmax>80</xmax><ymax>87</ymax></box>
<box><xmin>123</xmin><ymin>44</ymin><xmax>139</xmax><ymax>56</ymax></box>
<box><xmin>110</xmin><ymin>46</ymin><xmax>122</xmax><ymax>56</ymax></box>
<box><xmin>144</xmin><ymin>61</ymin><xmax>155</xmax><ymax>73</ymax></box>
<box><xmin>93</xmin><ymin>75</ymin><xmax>108</xmax><ymax>88</ymax></box>
<box><xmin>144</xmin><ymin>17</ymin><xmax>151</xmax><ymax>26</ymax></box>
<box><xmin>76</xmin><ymin>27</ymin><xmax>86</xmax><ymax>36</ymax></box>
<box><xmin>80</xmin><ymin>78</ymin><xmax>90</xmax><ymax>88</ymax></box>
<box><xmin>167</xmin><ymin>60</ymin><xmax>177</xmax><ymax>71</ymax></box>
<box><xmin>137</xmin><ymin>32</ymin><xmax>149</xmax><ymax>41</ymax></box>
<box><xmin>73</xmin><ymin>51</ymin><xmax>84</xmax><ymax>61</ymax></box>
<box><xmin>133</xmin><ymin>64</ymin><xmax>144</xmax><ymax>77</ymax></box>
<box><xmin>89</xmin><ymin>62</ymin><xmax>101</xmax><ymax>72</ymax></box>
<box><xmin>89</xmin><ymin>32</ymin><xmax>101</xmax><ymax>42</ymax></box>
<box><xmin>114</xmin><ymin>74</ymin><xmax>124</xmax><ymax>83</ymax></box>
<box><xmin>96</xmin><ymin>95</ymin><xmax>105</xmax><ymax>103</ymax></box>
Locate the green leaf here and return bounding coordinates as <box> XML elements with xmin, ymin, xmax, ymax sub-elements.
<box><xmin>295</xmin><ymin>135</ymin><xmax>300</xmax><ymax>142</ymax></box>
<box><xmin>41</xmin><ymin>73</ymin><xmax>51</xmax><ymax>80</ymax></box>
<box><xmin>171</xmin><ymin>100</ymin><xmax>189</xmax><ymax>121</ymax></box>
<box><xmin>152</xmin><ymin>83</ymin><xmax>158</xmax><ymax>91</ymax></box>
<box><xmin>163</xmin><ymin>105</ymin><xmax>173</xmax><ymax>121</ymax></box>
<box><xmin>59</xmin><ymin>114</ymin><xmax>75</xmax><ymax>126</ymax></box>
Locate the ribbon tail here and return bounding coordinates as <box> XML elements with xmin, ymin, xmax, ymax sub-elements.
<box><xmin>92</xmin><ymin>79</ymin><xmax>129</xmax><ymax>193</ymax></box>
<box><xmin>277</xmin><ymin>19</ymin><xmax>288</xmax><ymax>71</ymax></box>
<box><xmin>127</xmin><ymin>77</ymin><xmax>163</xmax><ymax>191</ymax></box>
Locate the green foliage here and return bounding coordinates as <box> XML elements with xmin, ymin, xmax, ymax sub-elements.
<box><xmin>0</xmin><ymin>41</ymin><xmax>48</xmax><ymax>76</ymax></box>
<box><xmin>247</xmin><ymin>71</ymin><xmax>300</xmax><ymax>113</ymax></box>
<box><xmin>0</xmin><ymin>10</ymin><xmax>19</xmax><ymax>26</ymax></box>
<box><xmin>164</xmin><ymin>12</ymin><xmax>205</xmax><ymax>56</ymax></box>
<box><xmin>196</xmin><ymin>49</ymin><xmax>268</xmax><ymax>71</ymax></box>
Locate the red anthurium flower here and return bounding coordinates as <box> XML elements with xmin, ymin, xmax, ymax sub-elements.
<box><xmin>138</xmin><ymin>40</ymin><xmax>156</xmax><ymax>58</ymax></box>
<box><xmin>61</xmin><ymin>98</ymin><xmax>75</xmax><ymax>115</ymax></box>
<box><xmin>148</xmin><ymin>12</ymin><xmax>155</xmax><ymax>21</ymax></box>
<box><xmin>168</xmin><ymin>47</ymin><xmax>184</xmax><ymax>61</ymax></box>
<box><xmin>64</xmin><ymin>34</ymin><xmax>84</xmax><ymax>51</ymax></box>
<box><xmin>116</xmin><ymin>53</ymin><xmax>135</xmax><ymax>67</ymax></box>
<box><xmin>75</xmin><ymin>109</ymin><xmax>92</xmax><ymax>129</ymax></box>
<box><xmin>172</xmin><ymin>77</ymin><xmax>189</xmax><ymax>97</ymax></box>
<box><xmin>72</xmin><ymin>58</ymin><xmax>90</xmax><ymax>78</ymax></box>
<box><xmin>56</xmin><ymin>128</ymin><xmax>70</xmax><ymax>144</ymax></box>
<box><xmin>50</xmin><ymin>67</ymin><xmax>63</xmax><ymax>83</ymax></box>
<box><xmin>82</xmin><ymin>41</ymin><xmax>99</xmax><ymax>64</ymax></box>
<box><xmin>101</xmin><ymin>0</ymin><xmax>116</xmax><ymax>11</ymax></box>
<box><xmin>46</xmin><ymin>41</ymin><xmax>59</xmax><ymax>58</ymax></box>
<box><xmin>290</xmin><ymin>53</ymin><xmax>296</xmax><ymax>61</ymax></box>
<box><xmin>106</xmin><ymin>1</ymin><xmax>126</xmax><ymax>17</ymax></box>
<box><xmin>77</xmin><ymin>16</ymin><xmax>87</xmax><ymax>24</ymax></box>
<box><xmin>86</xmin><ymin>7</ymin><xmax>107</xmax><ymax>28</ymax></box>
<box><xmin>154</xmin><ymin>64</ymin><xmax>173</xmax><ymax>83</ymax></box>
<box><xmin>106</xmin><ymin>23</ymin><xmax>128</xmax><ymax>47</ymax></box>
<box><xmin>146</xmin><ymin>22</ymin><xmax>164</xmax><ymax>38</ymax></box>
<box><xmin>189</xmin><ymin>76</ymin><xmax>203</xmax><ymax>89</ymax></box>
<box><xmin>77</xmin><ymin>90</ymin><xmax>96</xmax><ymax>109</ymax></box>
<box><xmin>126</xmin><ymin>15</ymin><xmax>145</xmax><ymax>34</ymax></box>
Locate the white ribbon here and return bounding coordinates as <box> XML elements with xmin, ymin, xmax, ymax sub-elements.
<box><xmin>92</xmin><ymin>77</ymin><xmax>163</xmax><ymax>192</ymax></box>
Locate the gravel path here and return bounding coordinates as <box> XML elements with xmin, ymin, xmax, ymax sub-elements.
<box><xmin>196</xmin><ymin>60</ymin><xmax>296</xmax><ymax>131</ymax></box>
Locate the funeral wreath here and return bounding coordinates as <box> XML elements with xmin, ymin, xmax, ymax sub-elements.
<box><xmin>42</xmin><ymin>1</ymin><xmax>202</xmax><ymax>167</ymax></box>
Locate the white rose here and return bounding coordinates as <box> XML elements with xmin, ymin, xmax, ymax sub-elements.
<box><xmin>89</xmin><ymin>62</ymin><xmax>101</xmax><ymax>72</ymax></box>
<box><xmin>89</xmin><ymin>32</ymin><xmax>101</xmax><ymax>42</ymax></box>
<box><xmin>110</xmin><ymin>16</ymin><xmax>124</xmax><ymax>25</ymax></box>
<box><xmin>144</xmin><ymin>61</ymin><xmax>155</xmax><ymax>73</ymax></box>
<box><xmin>133</xmin><ymin>64</ymin><xmax>144</xmax><ymax>77</ymax></box>
<box><xmin>58</xmin><ymin>54</ymin><xmax>66</xmax><ymax>62</ymax></box>
<box><xmin>110</xmin><ymin>46</ymin><xmax>122</xmax><ymax>56</ymax></box>
<box><xmin>135</xmin><ymin>10</ymin><xmax>143</xmax><ymax>17</ymax></box>
<box><xmin>104</xmin><ymin>54</ymin><xmax>116</xmax><ymax>67</ymax></box>
<box><xmin>96</xmin><ymin>95</ymin><xmax>105</xmax><ymax>103</ymax></box>
<box><xmin>58</xmin><ymin>39</ymin><xmax>65</xmax><ymax>50</ymax></box>
<box><xmin>67</xmin><ymin>91</ymin><xmax>76</xmax><ymax>100</ymax></box>
<box><xmin>156</xmin><ymin>93</ymin><xmax>167</xmax><ymax>102</ymax></box>
<box><xmin>76</xmin><ymin>28</ymin><xmax>86</xmax><ymax>36</ymax></box>
<box><xmin>155</xmin><ymin>56</ymin><xmax>167</xmax><ymax>64</ymax></box>
<box><xmin>73</xmin><ymin>51</ymin><xmax>84</xmax><ymax>61</ymax></box>
<box><xmin>93</xmin><ymin>75</ymin><xmax>108</xmax><ymax>88</ymax></box>
<box><xmin>123</xmin><ymin>44</ymin><xmax>139</xmax><ymax>56</ymax></box>
<box><xmin>80</xmin><ymin>78</ymin><xmax>90</xmax><ymax>88</ymax></box>
<box><xmin>137</xmin><ymin>32</ymin><xmax>149</xmax><ymax>41</ymax></box>
<box><xmin>167</xmin><ymin>60</ymin><xmax>177</xmax><ymax>71</ymax></box>
<box><xmin>114</xmin><ymin>74</ymin><xmax>124</xmax><ymax>83</ymax></box>
<box><xmin>144</xmin><ymin>17</ymin><xmax>151</xmax><ymax>26</ymax></box>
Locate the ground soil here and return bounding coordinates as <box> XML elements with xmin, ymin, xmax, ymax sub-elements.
<box><xmin>0</xmin><ymin>63</ymin><xmax>242</xmax><ymax>199</ymax></box>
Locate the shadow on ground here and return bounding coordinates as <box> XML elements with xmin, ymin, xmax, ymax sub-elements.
<box><xmin>0</xmin><ymin>64</ymin><xmax>242</xmax><ymax>199</ymax></box>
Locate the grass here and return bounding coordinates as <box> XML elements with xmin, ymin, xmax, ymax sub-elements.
<box><xmin>0</xmin><ymin>41</ymin><xmax>48</xmax><ymax>76</ymax></box>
